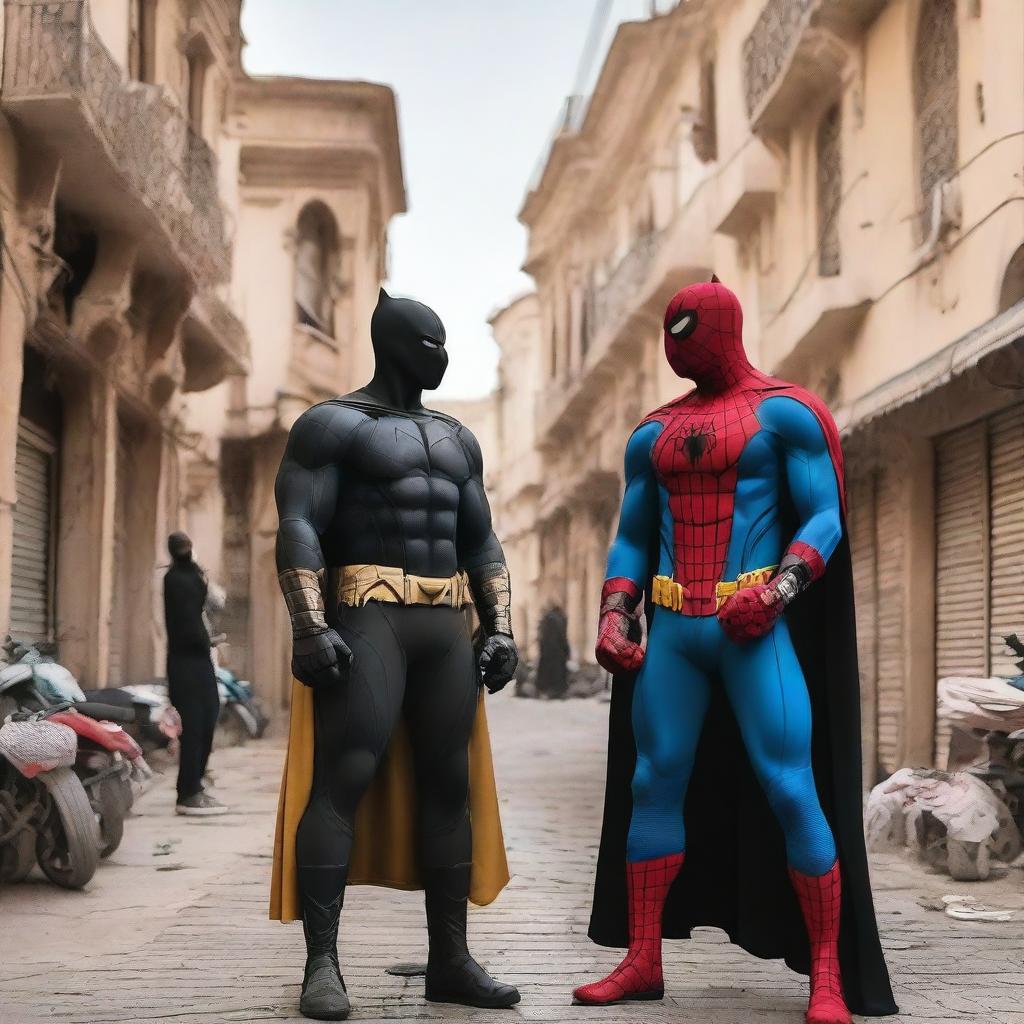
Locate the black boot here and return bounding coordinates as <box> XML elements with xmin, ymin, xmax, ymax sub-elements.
<box><xmin>423</xmin><ymin>862</ymin><xmax>520</xmax><ymax>1009</ymax></box>
<box><xmin>298</xmin><ymin>864</ymin><xmax>351</xmax><ymax>1021</ymax></box>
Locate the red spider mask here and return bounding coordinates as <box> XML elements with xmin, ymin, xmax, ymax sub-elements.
<box><xmin>662</xmin><ymin>276</ymin><xmax>750</xmax><ymax>390</ymax></box>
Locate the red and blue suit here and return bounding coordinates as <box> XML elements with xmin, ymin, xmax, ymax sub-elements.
<box><xmin>574</xmin><ymin>280</ymin><xmax>896</xmax><ymax>1024</ymax></box>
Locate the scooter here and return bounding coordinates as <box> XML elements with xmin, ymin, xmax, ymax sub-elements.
<box><xmin>82</xmin><ymin>683</ymin><xmax>182</xmax><ymax>757</ymax></box>
<box><xmin>215</xmin><ymin>666</ymin><xmax>268</xmax><ymax>747</ymax></box>
<box><xmin>48</xmin><ymin>708</ymin><xmax>150</xmax><ymax>858</ymax></box>
<box><xmin>0</xmin><ymin>656</ymin><xmax>152</xmax><ymax>861</ymax></box>
<box><xmin>0</xmin><ymin>696</ymin><xmax>101</xmax><ymax>889</ymax></box>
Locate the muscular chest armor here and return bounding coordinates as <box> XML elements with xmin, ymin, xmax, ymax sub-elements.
<box><xmin>328</xmin><ymin>407</ymin><xmax>474</xmax><ymax>578</ymax></box>
<box><xmin>647</xmin><ymin>389</ymin><xmax>763</xmax><ymax>613</ymax></box>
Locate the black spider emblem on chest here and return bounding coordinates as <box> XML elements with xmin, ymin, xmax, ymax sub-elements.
<box><xmin>678</xmin><ymin>423</ymin><xmax>717</xmax><ymax>465</ymax></box>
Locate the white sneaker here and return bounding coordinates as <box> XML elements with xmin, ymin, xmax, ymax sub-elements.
<box><xmin>175</xmin><ymin>791</ymin><xmax>229</xmax><ymax>816</ymax></box>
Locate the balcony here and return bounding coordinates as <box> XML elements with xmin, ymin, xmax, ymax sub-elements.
<box><xmin>715</xmin><ymin>138</ymin><xmax>780</xmax><ymax>239</ymax></box>
<box><xmin>288</xmin><ymin>323</ymin><xmax>342</xmax><ymax>404</ymax></box>
<box><xmin>2</xmin><ymin>0</ymin><xmax>230</xmax><ymax>284</ymax></box>
<box><xmin>181</xmin><ymin>292</ymin><xmax>251</xmax><ymax>393</ymax></box>
<box><xmin>535</xmin><ymin>183</ymin><xmax>717</xmax><ymax>445</ymax></box>
<box><xmin>743</xmin><ymin>0</ymin><xmax>887</xmax><ymax>140</ymax></box>
<box><xmin>760</xmin><ymin>274</ymin><xmax>871</xmax><ymax>381</ymax></box>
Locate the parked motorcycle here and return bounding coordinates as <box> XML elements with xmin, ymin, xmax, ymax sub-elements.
<box><xmin>48</xmin><ymin>708</ymin><xmax>149</xmax><ymax>857</ymax></box>
<box><xmin>215</xmin><ymin>666</ymin><xmax>269</xmax><ymax>747</ymax></box>
<box><xmin>0</xmin><ymin>700</ymin><xmax>100</xmax><ymax>889</ymax></box>
<box><xmin>81</xmin><ymin>683</ymin><xmax>182</xmax><ymax>758</ymax></box>
<box><xmin>0</xmin><ymin>651</ymin><xmax>152</xmax><ymax>861</ymax></box>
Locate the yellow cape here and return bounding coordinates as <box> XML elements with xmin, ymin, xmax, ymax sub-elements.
<box><xmin>269</xmin><ymin>677</ymin><xmax>510</xmax><ymax>922</ymax></box>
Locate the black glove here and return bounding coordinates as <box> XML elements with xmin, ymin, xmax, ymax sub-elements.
<box><xmin>292</xmin><ymin>629</ymin><xmax>353</xmax><ymax>688</ymax></box>
<box><xmin>478</xmin><ymin>634</ymin><xmax>518</xmax><ymax>694</ymax></box>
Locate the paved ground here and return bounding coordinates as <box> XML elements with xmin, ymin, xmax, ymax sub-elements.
<box><xmin>2</xmin><ymin>691</ymin><xmax>1023</xmax><ymax>1024</ymax></box>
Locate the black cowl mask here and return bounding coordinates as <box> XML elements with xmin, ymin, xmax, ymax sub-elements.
<box><xmin>370</xmin><ymin>288</ymin><xmax>448</xmax><ymax>392</ymax></box>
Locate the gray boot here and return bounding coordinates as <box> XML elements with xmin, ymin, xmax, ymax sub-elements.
<box><xmin>298</xmin><ymin>864</ymin><xmax>350</xmax><ymax>1021</ymax></box>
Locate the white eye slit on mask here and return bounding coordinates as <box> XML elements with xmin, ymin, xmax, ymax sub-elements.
<box><xmin>421</xmin><ymin>337</ymin><xmax>442</xmax><ymax>350</ymax></box>
<box><xmin>667</xmin><ymin>310</ymin><xmax>698</xmax><ymax>339</ymax></box>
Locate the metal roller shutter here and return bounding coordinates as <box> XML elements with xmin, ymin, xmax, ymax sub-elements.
<box><xmin>847</xmin><ymin>471</ymin><xmax>879</xmax><ymax>786</ymax></box>
<box><xmin>988</xmin><ymin>403</ymin><xmax>1024</xmax><ymax>675</ymax></box>
<box><xmin>934</xmin><ymin>421</ymin><xmax>989</xmax><ymax>673</ymax></box>
<box><xmin>875</xmin><ymin>465</ymin><xmax>905</xmax><ymax>775</ymax></box>
<box><xmin>934</xmin><ymin>420</ymin><xmax>988</xmax><ymax>766</ymax></box>
<box><xmin>10</xmin><ymin>421</ymin><xmax>56</xmax><ymax>644</ymax></box>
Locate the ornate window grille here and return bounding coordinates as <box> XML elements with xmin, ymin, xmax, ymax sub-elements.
<box><xmin>816</xmin><ymin>103</ymin><xmax>842</xmax><ymax>278</ymax></box>
<box><xmin>913</xmin><ymin>0</ymin><xmax>959</xmax><ymax>235</ymax></box>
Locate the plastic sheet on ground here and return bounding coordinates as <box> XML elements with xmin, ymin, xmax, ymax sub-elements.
<box><xmin>866</xmin><ymin>766</ymin><xmax>1022</xmax><ymax>879</ymax></box>
<box><xmin>937</xmin><ymin>676</ymin><xmax>1024</xmax><ymax>733</ymax></box>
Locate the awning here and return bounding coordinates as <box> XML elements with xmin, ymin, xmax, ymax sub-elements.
<box><xmin>838</xmin><ymin>299</ymin><xmax>1024</xmax><ymax>435</ymax></box>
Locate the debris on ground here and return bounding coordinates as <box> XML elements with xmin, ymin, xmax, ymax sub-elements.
<box><xmin>866</xmin><ymin>767</ymin><xmax>1022</xmax><ymax>880</ymax></box>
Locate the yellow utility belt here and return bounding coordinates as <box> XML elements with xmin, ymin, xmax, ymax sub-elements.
<box><xmin>651</xmin><ymin>565</ymin><xmax>778</xmax><ymax>613</ymax></box>
<box><xmin>335</xmin><ymin>564</ymin><xmax>472</xmax><ymax>609</ymax></box>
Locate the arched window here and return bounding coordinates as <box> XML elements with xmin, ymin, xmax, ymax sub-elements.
<box><xmin>295</xmin><ymin>202</ymin><xmax>339</xmax><ymax>337</ymax></box>
<box><xmin>185</xmin><ymin>46</ymin><xmax>208</xmax><ymax>132</ymax></box>
<box><xmin>816</xmin><ymin>103</ymin><xmax>842</xmax><ymax>278</ymax></box>
<box><xmin>914</xmin><ymin>0</ymin><xmax>959</xmax><ymax>232</ymax></box>
<box><xmin>693</xmin><ymin>60</ymin><xmax>718</xmax><ymax>164</ymax></box>
<box><xmin>998</xmin><ymin>244</ymin><xmax>1024</xmax><ymax>314</ymax></box>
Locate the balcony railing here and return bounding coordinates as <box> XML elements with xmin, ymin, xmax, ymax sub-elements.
<box><xmin>594</xmin><ymin>228</ymin><xmax>665</xmax><ymax>335</ymax></box>
<box><xmin>743</xmin><ymin>0</ymin><xmax>814</xmax><ymax>119</ymax></box>
<box><xmin>2</xmin><ymin>0</ymin><xmax>230</xmax><ymax>283</ymax></box>
<box><xmin>743</xmin><ymin>0</ymin><xmax>888</xmax><ymax>130</ymax></box>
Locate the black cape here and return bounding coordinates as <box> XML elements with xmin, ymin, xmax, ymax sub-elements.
<box><xmin>587</xmin><ymin>527</ymin><xmax>898</xmax><ymax>1017</ymax></box>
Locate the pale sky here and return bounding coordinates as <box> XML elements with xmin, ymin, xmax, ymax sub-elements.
<box><xmin>241</xmin><ymin>0</ymin><xmax>658</xmax><ymax>398</ymax></box>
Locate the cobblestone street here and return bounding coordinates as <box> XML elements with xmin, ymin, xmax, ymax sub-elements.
<box><xmin>2</xmin><ymin>692</ymin><xmax>1023</xmax><ymax>1024</ymax></box>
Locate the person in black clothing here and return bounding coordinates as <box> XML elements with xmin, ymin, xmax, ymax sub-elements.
<box><xmin>163</xmin><ymin>531</ymin><xmax>227</xmax><ymax>816</ymax></box>
<box><xmin>273</xmin><ymin>289</ymin><xmax>519</xmax><ymax>1020</ymax></box>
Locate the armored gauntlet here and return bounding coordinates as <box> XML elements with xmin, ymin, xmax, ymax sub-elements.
<box><xmin>717</xmin><ymin>541</ymin><xmax>826</xmax><ymax>644</ymax></box>
<box><xmin>278</xmin><ymin>567</ymin><xmax>351</xmax><ymax>687</ymax></box>
<box><xmin>468</xmin><ymin>562</ymin><xmax>518</xmax><ymax>692</ymax></box>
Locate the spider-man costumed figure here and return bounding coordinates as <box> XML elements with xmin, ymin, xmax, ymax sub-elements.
<box><xmin>575</xmin><ymin>278</ymin><xmax>897</xmax><ymax>1023</ymax></box>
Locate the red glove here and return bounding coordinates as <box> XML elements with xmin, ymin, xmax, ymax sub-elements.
<box><xmin>716</xmin><ymin>583</ymin><xmax>783</xmax><ymax>643</ymax></box>
<box><xmin>595</xmin><ymin>577</ymin><xmax>645</xmax><ymax>673</ymax></box>
<box><xmin>719</xmin><ymin>543</ymin><xmax>828</xmax><ymax>644</ymax></box>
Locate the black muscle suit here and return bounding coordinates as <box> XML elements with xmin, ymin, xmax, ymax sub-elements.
<box><xmin>275</xmin><ymin>289</ymin><xmax>519</xmax><ymax>1020</ymax></box>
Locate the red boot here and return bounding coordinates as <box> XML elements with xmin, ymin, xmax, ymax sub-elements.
<box><xmin>789</xmin><ymin>862</ymin><xmax>852</xmax><ymax>1024</ymax></box>
<box><xmin>573</xmin><ymin>852</ymin><xmax>683</xmax><ymax>1005</ymax></box>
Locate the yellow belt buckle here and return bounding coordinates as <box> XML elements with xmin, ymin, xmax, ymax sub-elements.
<box><xmin>652</xmin><ymin>574</ymin><xmax>685</xmax><ymax>613</ymax></box>
<box><xmin>715</xmin><ymin>579</ymin><xmax>738</xmax><ymax>611</ymax></box>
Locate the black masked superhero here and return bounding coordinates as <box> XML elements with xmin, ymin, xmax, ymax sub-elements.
<box><xmin>270</xmin><ymin>289</ymin><xmax>520</xmax><ymax>1020</ymax></box>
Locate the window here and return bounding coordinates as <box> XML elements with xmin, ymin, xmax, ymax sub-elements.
<box><xmin>184</xmin><ymin>40</ymin><xmax>211</xmax><ymax>134</ymax></box>
<box><xmin>186</xmin><ymin>52</ymin><xmax>205</xmax><ymax>131</ymax></box>
<box><xmin>128</xmin><ymin>0</ymin><xmax>156</xmax><ymax>83</ymax></box>
<box><xmin>816</xmin><ymin>103</ymin><xmax>842</xmax><ymax>278</ymax></box>
<box><xmin>914</xmin><ymin>0</ymin><xmax>959</xmax><ymax>233</ymax></box>
<box><xmin>295</xmin><ymin>202</ymin><xmax>340</xmax><ymax>337</ymax></box>
<box><xmin>693</xmin><ymin>61</ymin><xmax>718</xmax><ymax>164</ymax></box>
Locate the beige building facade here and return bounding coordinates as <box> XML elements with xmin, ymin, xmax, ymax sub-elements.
<box><xmin>512</xmin><ymin>0</ymin><xmax>1024</xmax><ymax>781</ymax></box>
<box><xmin>0</xmin><ymin>0</ymin><xmax>403</xmax><ymax>712</ymax></box>
<box><xmin>486</xmin><ymin>293</ymin><xmax>543</xmax><ymax>660</ymax></box>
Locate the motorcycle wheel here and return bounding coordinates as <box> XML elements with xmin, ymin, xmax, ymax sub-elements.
<box><xmin>35</xmin><ymin>767</ymin><xmax>100</xmax><ymax>889</ymax></box>
<box><xmin>214</xmin><ymin>705</ymin><xmax>248</xmax><ymax>749</ymax></box>
<box><xmin>95</xmin><ymin>778</ymin><xmax>126</xmax><ymax>859</ymax></box>
<box><xmin>0</xmin><ymin>828</ymin><xmax>36</xmax><ymax>883</ymax></box>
